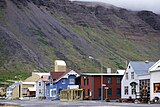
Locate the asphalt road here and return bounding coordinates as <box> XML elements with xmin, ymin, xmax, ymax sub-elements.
<box><xmin>0</xmin><ymin>99</ymin><xmax>160</xmax><ymax>107</ymax></box>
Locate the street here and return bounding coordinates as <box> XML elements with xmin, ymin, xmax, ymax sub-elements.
<box><xmin>0</xmin><ymin>99</ymin><xmax>160</xmax><ymax>107</ymax></box>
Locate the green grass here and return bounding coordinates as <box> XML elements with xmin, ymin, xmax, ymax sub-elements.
<box><xmin>0</xmin><ymin>61</ymin><xmax>33</xmax><ymax>88</ymax></box>
<box><xmin>37</xmin><ymin>38</ymin><xmax>49</xmax><ymax>45</ymax></box>
<box><xmin>0</xmin><ymin>70</ymin><xmax>31</xmax><ymax>87</ymax></box>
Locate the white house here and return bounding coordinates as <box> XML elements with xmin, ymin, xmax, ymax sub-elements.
<box><xmin>149</xmin><ymin>60</ymin><xmax>160</xmax><ymax>101</ymax></box>
<box><xmin>121</xmin><ymin>61</ymin><xmax>155</xmax><ymax>99</ymax></box>
<box><xmin>36</xmin><ymin>75</ymin><xmax>50</xmax><ymax>99</ymax></box>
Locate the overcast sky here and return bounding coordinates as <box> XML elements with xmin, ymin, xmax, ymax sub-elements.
<box><xmin>71</xmin><ymin>0</ymin><xmax>160</xmax><ymax>14</ymax></box>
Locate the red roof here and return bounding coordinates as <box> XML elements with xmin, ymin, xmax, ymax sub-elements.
<box><xmin>50</xmin><ymin>72</ymin><xmax>65</xmax><ymax>81</ymax></box>
<box><xmin>50</xmin><ymin>71</ymin><xmax>81</xmax><ymax>82</ymax></box>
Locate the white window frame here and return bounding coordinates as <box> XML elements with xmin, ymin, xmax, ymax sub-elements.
<box><xmin>69</xmin><ymin>78</ymin><xmax>75</xmax><ymax>84</ymax></box>
<box><xmin>62</xmin><ymin>79</ymin><xmax>65</xmax><ymax>84</ymax></box>
<box><xmin>124</xmin><ymin>86</ymin><xmax>129</xmax><ymax>95</ymax></box>
<box><xmin>50</xmin><ymin>89</ymin><xmax>56</xmax><ymax>97</ymax></box>
<box><xmin>131</xmin><ymin>72</ymin><xmax>134</xmax><ymax>79</ymax></box>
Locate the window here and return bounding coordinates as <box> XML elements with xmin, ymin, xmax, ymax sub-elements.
<box><xmin>39</xmin><ymin>82</ymin><xmax>41</xmax><ymax>86</ymax></box>
<box><xmin>124</xmin><ymin>86</ymin><xmax>128</xmax><ymax>95</ymax></box>
<box><xmin>116</xmin><ymin>77</ymin><xmax>121</xmax><ymax>84</ymax></box>
<box><xmin>98</xmin><ymin>88</ymin><xmax>101</xmax><ymax>97</ymax></box>
<box><xmin>39</xmin><ymin>89</ymin><xmax>41</xmax><ymax>94</ymax></box>
<box><xmin>69</xmin><ymin>78</ymin><xmax>75</xmax><ymax>84</ymax></box>
<box><xmin>116</xmin><ymin>88</ymin><xmax>121</xmax><ymax>96</ymax></box>
<box><xmin>131</xmin><ymin>72</ymin><xmax>134</xmax><ymax>79</ymax></box>
<box><xmin>62</xmin><ymin>79</ymin><xmax>65</xmax><ymax>84</ymax></box>
<box><xmin>108</xmin><ymin>88</ymin><xmax>112</xmax><ymax>96</ymax></box>
<box><xmin>84</xmin><ymin>77</ymin><xmax>89</xmax><ymax>86</ymax></box>
<box><xmin>107</xmin><ymin>77</ymin><xmax>112</xmax><ymax>84</ymax></box>
<box><xmin>140</xmin><ymin>79</ymin><xmax>150</xmax><ymax>93</ymax></box>
<box><xmin>50</xmin><ymin>89</ymin><xmax>56</xmax><ymax>97</ymax></box>
<box><xmin>154</xmin><ymin>83</ymin><xmax>160</xmax><ymax>93</ymax></box>
<box><xmin>126</xmin><ymin>73</ymin><xmax>128</xmax><ymax>80</ymax></box>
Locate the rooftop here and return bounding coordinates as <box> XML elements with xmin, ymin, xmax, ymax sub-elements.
<box><xmin>50</xmin><ymin>70</ymin><xmax>80</xmax><ymax>82</ymax></box>
<box><xmin>130</xmin><ymin>61</ymin><xmax>155</xmax><ymax>75</ymax></box>
<box><xmin>33</xmin><ymin>72</ymin><xmax>50</xmax><ymax>77</ymax></box>
<box><xmin>81</xmin><ymin>73</ymin><xmax>124</xmax><ymax>76</ymax></box>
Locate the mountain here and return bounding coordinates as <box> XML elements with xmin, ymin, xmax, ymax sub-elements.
<box><xmin>0</xmin><ymin>0</ymin><xmax>160</xmax><ymax>84</ymax></box>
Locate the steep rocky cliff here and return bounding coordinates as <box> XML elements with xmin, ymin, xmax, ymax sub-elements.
<box><xmin>0</xmin><ymin>0</ymin><xmax>160</xmax><ymax>82</ymax></box>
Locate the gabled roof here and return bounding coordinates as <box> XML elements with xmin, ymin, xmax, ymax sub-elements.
<box><xmin>149</xmin><ymin>60</ymin><xmax>160</xmax><ymax>72</ymax></box>
<box><xmin>130</xmin><ymin>61</ymin><xmax>155</xmax><ymax>75</ymax></box>
<box><xmin>33</xmin><ymin>72</ymin><xmax>50</xmax><ymax>77</ymax></box>
<box><xmin>50</xmin><ymin>72</ymin><xmax>65</xmax><ymax>81</ymax></box>
<box><xmin>25</xmin><ymin>72</ymin><xmax>50</xmax><ymax>82</ymax></box>
<box><xmin>50</xmin><ymin>70</ymin><xmax>80</xmax><ymax>83</ymax></box>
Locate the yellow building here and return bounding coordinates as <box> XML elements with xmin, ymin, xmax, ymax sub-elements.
<box><xmin>20</xmin><ymin>72</ymin><xmax>50</xmax><ymax>99</ymax></box>
<box><xmin>6</xmin><ymin>72</ymin><xmax>50</xmax><ymax>100</ymax></box>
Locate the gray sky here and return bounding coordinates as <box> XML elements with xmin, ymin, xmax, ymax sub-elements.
<box><xmin>71</xmin><ymin>0</ymin><xmax>160</xmax><ymax>14</ymax></box>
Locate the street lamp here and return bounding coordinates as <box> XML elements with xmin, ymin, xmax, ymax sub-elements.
<box><xmin>89</xmin><ymin>56</ymin><xmax>103</xmax><ymax>101</ymax></box>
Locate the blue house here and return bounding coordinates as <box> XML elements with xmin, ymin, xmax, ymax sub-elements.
<box><xmin>46</xmin><ymin>70</ymin><xmax>80</xmax><ymax>100</ymax></box>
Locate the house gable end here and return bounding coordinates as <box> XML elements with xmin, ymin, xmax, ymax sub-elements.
<box><xmin>55</xmin><ymin>70</ymin><xmax>80</xmax><ymax>83</ymax></box>
<box><xmin>149</xmin><ymin>60</ymin><xmax>160</xmax><ymax>72</ymax></box>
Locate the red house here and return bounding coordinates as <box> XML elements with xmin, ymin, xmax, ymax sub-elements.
<box><xmin>78</xmin><ymin>71</ymin><xmax>124</xmax><ymax>100</ymax></box>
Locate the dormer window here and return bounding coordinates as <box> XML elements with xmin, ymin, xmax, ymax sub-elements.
<box><xmin>129</xmin><ymin>66</ymin><xmax>130</xmax><ymax>69</ymax></box>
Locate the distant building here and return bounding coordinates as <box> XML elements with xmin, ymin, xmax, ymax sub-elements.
<box><xmin>46</xmin><ymin>70</ymin><xmax>80</xmax><ymax>100</ymax></box>
<box><xmin>121</xmin><ymin>61</ymin><xmax>155</xmax><ymax>99</ymax></box>
<box><xmin>20</xmin><ymin>72</ymin><xmax>50</xmax><ymax>99</ymax></box>
<box><xmin>6</xmin><ymin>72</ymin><xmax>50</xmax><ymax>100</ymax></box>
<box><xmin>77</xmin><ymin>70</ymin><xmax>124</xmax><ymax>100</ymax></box>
